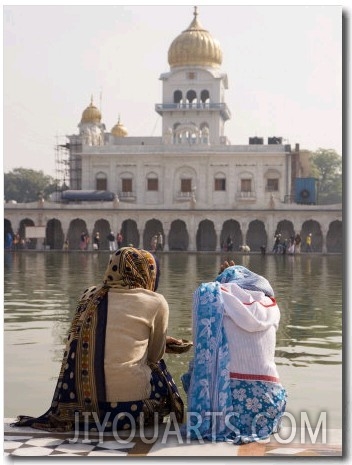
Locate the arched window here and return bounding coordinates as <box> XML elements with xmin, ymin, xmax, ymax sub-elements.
<box><xmin>96</xmin><ymin>172</ymin><xmax>107</xmax><ymax>190</ymax></box>
<box><xmin>201</xmin><ymin>89</ymin><xmax>210</xmax><ymax>103</ymax></box>
<box><xmin>186</xmin><ymin>90</ymin><xmax>197</xmax><ymax>106</ymax></box>
<box><xmin>119</xmin><ymin>171</ymin><xmax>134</xmax><ymax>199</ymax></box>
<box><xmin>174</xmin><ymin>90</ymin><xmax>183</xmax><ymax>104</ymax></box>
<box><xmin>214</xmin><ymin>172</ymin><xmax>226</xmax><ymax>191</ymax></box>
<box><xmin>175</xmin><ymin>166</ymin><xmax>197</xmax><ymax>199</ymax></box>
<box><xmin>146</xmin><ymin>172</ymin><xmax>159</xmax><ymax>191</ymax></box>
<box><xmin>174</xmin><ymin>123</ymin><xmax>199</xmax><ymax>145</ymax></box>
<box><xmin>265</xmin><ymin>169</ymin><xmax>281</xmax><ymax>192</ymax></box>
<box><xmin>237</xmin><ymin>171</ymin><xmax>255</xmax><ymax>198</ymax></box>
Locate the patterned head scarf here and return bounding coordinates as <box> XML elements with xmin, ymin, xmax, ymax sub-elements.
<box><xmin>216</xmin><ymin>265</ymin><xmax>274</xmax><ymax>297</ymax></box>
<box><xmin>103</xmin><ymin>247</ymin><xmax>158</xmax><ymax>291</ymax></box>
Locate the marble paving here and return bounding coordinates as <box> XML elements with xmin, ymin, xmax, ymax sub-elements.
<box><xmin>4</xmin><ymin>418</ymin><xmax>343</xmax><ymax>458</ymax></box>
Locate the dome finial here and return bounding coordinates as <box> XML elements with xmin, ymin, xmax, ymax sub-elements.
<box><xmin>194</xmin><ymin>6</ymin><xmax>198</xmax><ymax>18</ymax></box>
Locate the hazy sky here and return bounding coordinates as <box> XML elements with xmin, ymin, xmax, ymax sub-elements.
<box><xmin>3</xmin><ymin>3</ymin><xmax>343</xmax><ymax>178</ymax></box>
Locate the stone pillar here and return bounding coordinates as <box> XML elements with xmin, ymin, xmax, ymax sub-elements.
<box><xmin>188</xmin><ymin>217</ymin><xmax>197</xmax><ymax>252</ymax></box>
<box><xmin>320</xmin><ymin>224</ymin><xmax>329</xmax><ymax>253</ymax></box>
<box><xmin>215</xmin><ymin>224</ymin><xmax>222</xmax><ymax>252</ymax></box>
<box><xmin>163</xmin><ymin>223</ymin><xmax>170</xmax><ymax>252</ymax></box>
<box><xmin>138</xmin><ymin>228</ymin><xmax>145</xmax><ymax>249</ymax></box>
<box><xmin>240</xmin><ymin>220</ymin><xmax>249</xmax><ymax>246</ymax></box>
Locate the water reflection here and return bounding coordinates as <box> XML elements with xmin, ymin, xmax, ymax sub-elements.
<box><xmin>4</xmin><ymin>251</ymin><xmax>342</xmax><ymax>427</ymax></box>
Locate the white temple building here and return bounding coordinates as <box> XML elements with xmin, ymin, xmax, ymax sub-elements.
<box><xmin>67</xmin><ymin>7</ymin><xmax>294</xmax><ymax>211</ymax></box>
<box><xmin>4</xmin><ymin>7</ymin><xmax>342</xmax><ymax>252</ymax></box>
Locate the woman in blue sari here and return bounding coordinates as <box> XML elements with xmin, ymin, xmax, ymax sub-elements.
<box><xmin>182</xmin><ymin>262</ymin><xmax>287</xmax><ymax>444</ymax></box>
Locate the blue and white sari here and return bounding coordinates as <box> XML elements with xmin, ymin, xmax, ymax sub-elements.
<box><xmin>182</xmin><ymin>266</ymin><xmax>287</xmax><ymax>444</ymax></box>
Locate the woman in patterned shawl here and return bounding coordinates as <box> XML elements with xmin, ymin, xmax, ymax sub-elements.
<box><xmin>182</xmin><ymin>261</ymin><xmax>287</xmax><ymax>444</ymax></box>
<box><xmin>13</xmin><ymin>247</ymin><xmax>184</xmax><ymax>433</ymax></box>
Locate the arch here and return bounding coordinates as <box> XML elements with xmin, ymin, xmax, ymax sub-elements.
<box><xmin>143</xmin><ymin>219</ymin><xmax>164</xmax><ymax>251</ymax></box>
<box><xmin>301</xmin><ymin>220</ymin><xmax>322</xmax><ymax>252</ymax></box>
<box><xmin>19</xmin><ymin>218</ymin><xmax>36</xmax><ymax>249</ymax></box>
<box><xmin>326</xmin><ymin>220</ymin><xmax>342</xmax><ymax>253</ymax></box>
<box><xmin>168</xmin><ymin>220</ymin><xmax>189</xmax><ymax>251</ymax></box>
<box><xmin>95</xmin><ymin>171</ymin><xmax>107</xmax><ymax>191</ymax></box>
<box><xmin>196</xmin><ymin>219</ymin><xmax>216</xmax><ymax>251</ymax></box>
<box><xmin>220</xmin><ymin>219</ymin><xmax>242</xmax><ymax>251</ymax></box>
<box><xmin>146</xmin><ymin>171</ymin><xmax>158</xmax><ymax>179</ymax></box>
<box><xmin>67</xmin><ymin>218</ymin><xmax>88</xmax><ymax>250</ymax></box>
<box><xmin>174</xmin><ymin>123</ymin><xmax>200</xmax><ymax>145</ymax></box>
<box><xmin>186</xmin><ymin>89</ymin><xmax>197</xmax><ymax>104</ymax></box>
<box><xmin>121</xmin><ymin>219</ymin><xmax>139</xmax><ymax>248</ymax></box>
<box><xmin>200</xmin><ymin>89</ymin><xmax>210</xmax><ymax>103</ymax></box>
<box><xmin>46</xmin><ymin>218</ymin><xmax>64</xmax><ymax>250</ymax></box>
<box><xmin>93</xmin><ymin>218</ymin><xmax>111</xmax><ymax>250</ymax></box>
<box><xmin>246</xmin><ymin>220</ymin><xmax>267</xmax><ymax>252</ymax></box>
<box><xmin>275</xmin><ymin>220</ymin><xmax>295</xmax><ymax>243</ymax></box>
<box><xmin>174</xmin><ymin>90</ymin><xmax>182</xmax><ymax>104</ymax></box>
<box><xmin>264</xmin><ymin>168</ymin><xmax>281</xmax><ymax>179</ymax></box>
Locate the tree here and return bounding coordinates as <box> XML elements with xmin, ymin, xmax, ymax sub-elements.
<box><xmin>4</xmin><ymin>168</ymin><xmax>59</xmax><ymax>203</ymax></box>
<box><xmin>310</xmin><ymin>149</ymin><xmax>342</xmax><ymax>205</ymax></box>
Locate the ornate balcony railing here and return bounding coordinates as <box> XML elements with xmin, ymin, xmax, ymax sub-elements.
<box><xmin>119</xmin><ymin>191</ymin><xmax>136</xmax><ymax>201</ymax></box>
<box><xmin>235</xmin><ymin>191</ymin><xmax>256</xmax><ymax>200</ymax></box>
<box><xmin>155</xmin><ymin>102</ymin><xmax>231</xmax><ymax>120</ymax></box>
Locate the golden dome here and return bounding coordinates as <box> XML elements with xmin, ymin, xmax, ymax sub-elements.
<box><xmin>81</xmin><ymin>97</ymin><xmax>102</xmax><ymax>124</ymax></box>
<box><xmin>168</xmin><ymin>7</ymin><xmax>222</xmax><ymax>69</ymax></box>
<box><xmin>111</xmin><ymin>116</ymin><xmax>128</xmax><ymax>137</ymax></box>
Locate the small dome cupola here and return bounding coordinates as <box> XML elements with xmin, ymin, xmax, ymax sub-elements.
<box><xmin>80</xmin><ymin>96</ymin><xmax>102</xmax><ymax>124</ymax></box>
<box><xmin>168</xmin><ymin>6</ymin><xmax>223</xmax><ymax>69</ymax></box>
<box><xmin>111</xmin><ymin>116</ymin><xmax>128</xmax><ymax>137</ymax></box>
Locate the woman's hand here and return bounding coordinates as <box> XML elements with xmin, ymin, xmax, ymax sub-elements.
<box><xmin>165</xmin><ymin>336</ymin><xmax>182</xmax><ymax>353</ymax></box>
<box><xmin>165</xmin><ymin>336</ymin><xmax>193</xmax><ymax>354</ymax></box>
<box><xmin>219</xmin><ymin>259</ymin><xmax>235</xmax><ymax>274</ymax></box>
<box><xmin>166</xmin><ymin>335</ymin><xmax>182</xmax><ymax>346</ymax></box>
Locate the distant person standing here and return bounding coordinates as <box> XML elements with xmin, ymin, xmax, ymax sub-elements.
<box><xmin>287</xmin><ymin>235</ymin><xmax>295</xmax><ymax>255</ymax></box>
<box><xmin>272</xmin><ymin>234</ymin><xmax>281</xmax><ymax>253</ymax></box>
<box><xmin>294</xmin><ymin>233</ymin><xmax>302</xmax><ymax>254</ymax></box>
<box><xmin>93</xmin><ymin>232</ymin><xmax>100</xmax><ymax>250</ymax></box>
<box><xmin>5</xmin><ymin>232</ymin><xmax>13</xmax><ymax>250</ymax></box>
<box><xmin>13</xmin><ymin>232</ymin><xmax>20</xmax><ymax>250</ymax></box>
<box><xmin>107</xmin><ymin>231</ymin><xmax>116</xmax><ymax>252</ymax></box>
<box><xmin>116</xmin><ymin>231</ymin><xmax>123</xmax><ymax>249</ymax></box>
<box><xmin>305</xmin><ymin>233</ymin><xmax>313</xmax><ymax>252</ymax></box>
<box><xmin>79</xmin><ymin>232</ymin><xmax>89</xmax><ymax>251</ymax></box>
<box><xmin>226</xmin><ymin>235</ymin><xmax>234</xmax><ymax>251</ymax></box>
<box><xmin>151</xmin><ymin>235</ymin><xmax>158</xmax><ymax>252</ymax></box>
<box><xmin>156</xmin><ymin>232</ymin><xmax>164</xmax><ymax>251</ymax></box>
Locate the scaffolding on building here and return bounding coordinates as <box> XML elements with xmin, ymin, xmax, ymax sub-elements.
<box><xmin>54</xmin><ymin>135</ymin><xmax>82</xmax><ymax>193</ymax></box>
